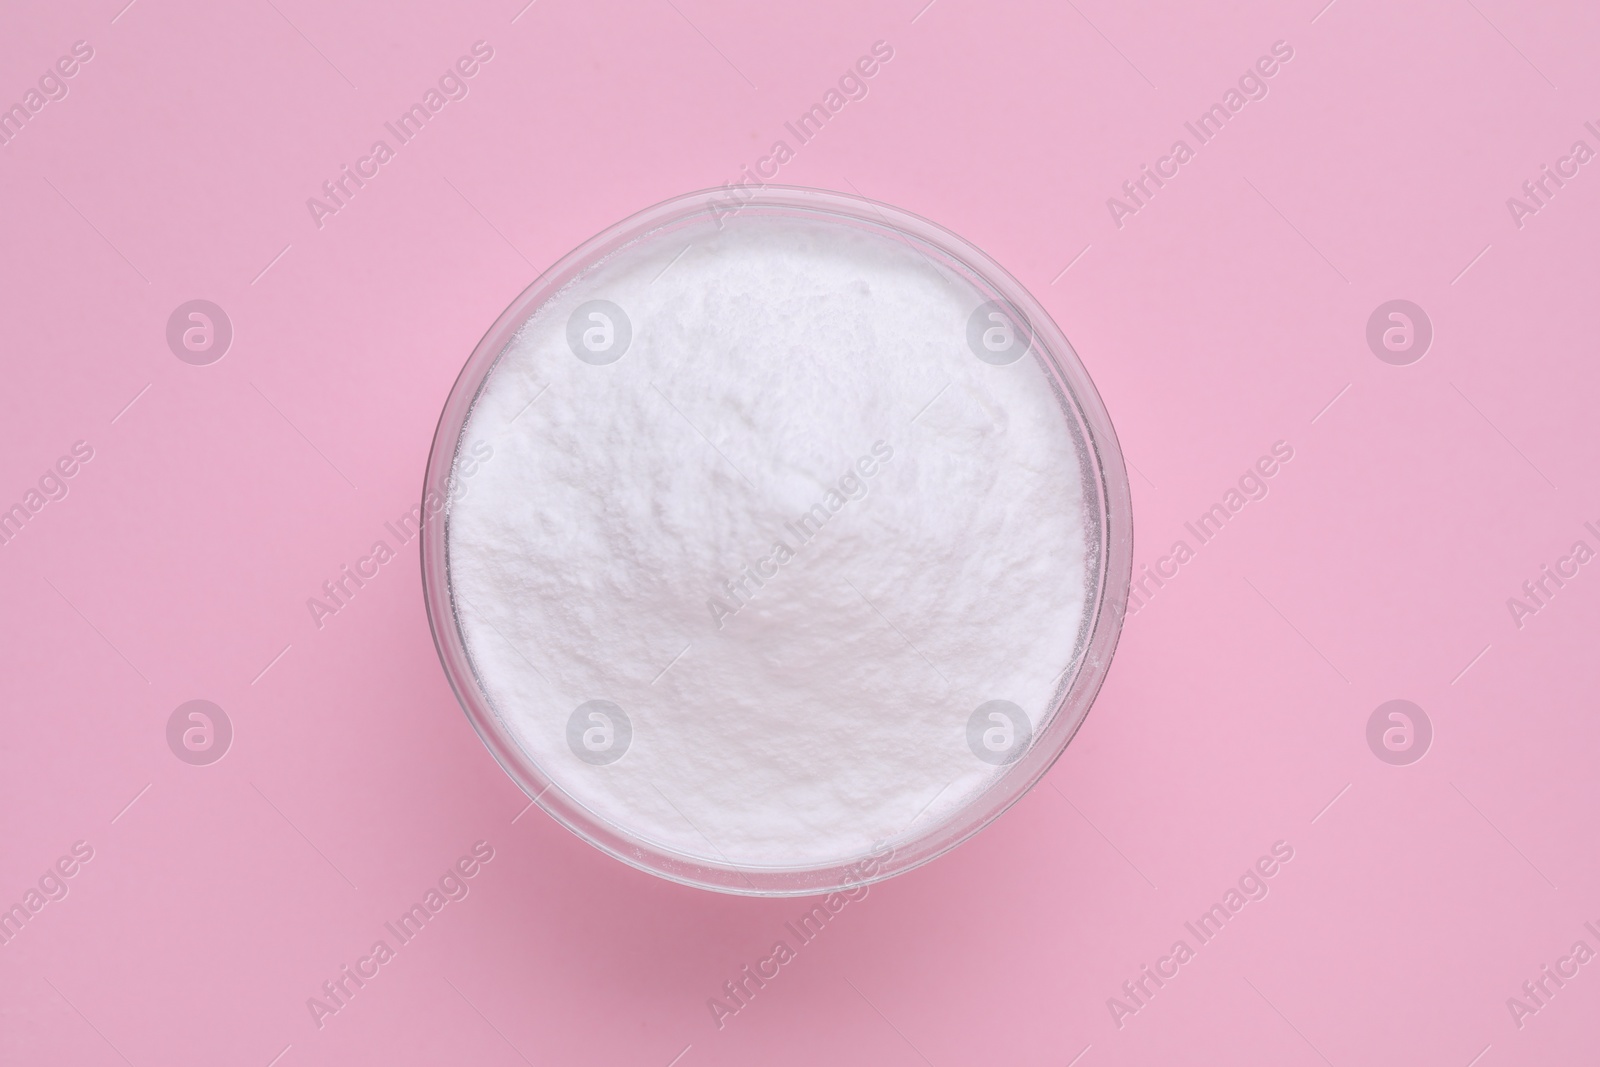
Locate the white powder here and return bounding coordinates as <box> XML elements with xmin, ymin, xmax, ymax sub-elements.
<box><xmin>447</xmin><ymin>212</ymin><xmax>1090</xmax><ymax>869</ymax></box>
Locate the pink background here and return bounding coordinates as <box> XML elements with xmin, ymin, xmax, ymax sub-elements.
<box><xmin>3</xmin><ymin>0</ymin><xmax>1598</xmax><ymax>1063</ymax></box>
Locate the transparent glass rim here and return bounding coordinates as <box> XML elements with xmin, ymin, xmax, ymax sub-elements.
<box><xmin>420</xmin><ymin>185</ymin><xmax>1134</xmax><ymax>897</ymax></box>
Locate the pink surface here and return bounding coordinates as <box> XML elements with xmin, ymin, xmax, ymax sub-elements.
<box><xmin>2</xmin><ymin>0</ymin><xmax>1597</xmax><ymax>1064</ymax></box>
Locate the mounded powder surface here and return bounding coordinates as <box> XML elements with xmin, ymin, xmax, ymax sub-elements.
<box><xmin>447</xmin><ymin>211</ymin><xmax>1092</xmax><ymax>869</ymax></box>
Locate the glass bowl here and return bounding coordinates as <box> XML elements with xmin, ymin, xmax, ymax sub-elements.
<box><xmin>420</xmin><ymin>186</ymin><xmax>1132</xmax><ymax>896</ymax></box>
